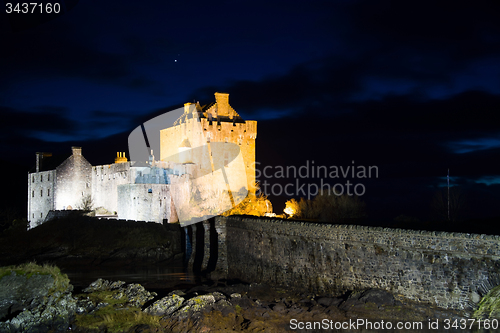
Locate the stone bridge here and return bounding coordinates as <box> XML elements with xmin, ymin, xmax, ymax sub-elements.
<box><xmin>184</xmin><ymin>215</ymin><xmax>500</xmax><ymax>311</ymax></box>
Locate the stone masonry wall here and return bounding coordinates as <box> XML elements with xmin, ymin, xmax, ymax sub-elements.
<box><xmin>27</xmin><ymin>170</ymin><xmax>56</xmax><ymax>228</ymax></box>
<box><xmin>222</xmin><ymin>216</ymin><xmax>500</xmax><ymax>311</ymax></box>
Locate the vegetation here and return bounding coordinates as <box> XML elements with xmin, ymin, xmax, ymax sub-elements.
<box><xmin>74</xmin><ymin>290</ymin><xmax>160</xmax><ymax>332</ymax></box>
<box><xmin>430</xmin><ymin>187</ymin><xmax>467</xmax><ymax>222</ymax></box>
<box><xmin>222</xmin><ymin>192</ymin><xmax>272</xmax><ymax>217</ymax></box>
<box><xmin>284</xmin><ymin>190</ymin><xmax>366</xmax><ymax>223</ymax></box>
<box><xmin>474</xmin><ymin>285</ymin><xmax>500</xmax><ymax>319</ymax></box>
<box><xmin>0</xmin><ymin>262</ymin><xmax>70</xmax><ymax>294</ymax></box>
<box><xmin>78</xmin><ymin>194</ymin><xmax>94</xmax><ymax>212</ymax></box>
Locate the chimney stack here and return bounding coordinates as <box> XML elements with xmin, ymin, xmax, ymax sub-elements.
<box><xmin>36</xmin><ymin>152</ymin><xmax>42</xmax><ymax>173</ymax></box>
<box><xmin>72</xmin><ymin>146</ymin><xmax>82</xmax><ymax>156</ymax></box>
<box><xmin>184</xmin><ymin>103</ymin><xmax>195</xmax><ymax>114</ymax></box>
<box><xmin>35</xmin><ymin>152</ymin><xmax>52</xmax><ymax>172</ymax></box>
<box><xmin>214</xmin><ymin>92</ymin><xmax>230</xmax><ymax>116</ymax></box>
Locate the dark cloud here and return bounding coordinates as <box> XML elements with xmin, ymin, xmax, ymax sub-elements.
<box><xmin>0</xmin><ymin>105</ymin><xmax>76</xmax><ymax>138</ymax></box>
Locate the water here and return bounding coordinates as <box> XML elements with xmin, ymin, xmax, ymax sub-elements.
<box><xmin>58</xmin><ymin>259</ymin><xmax>200</xmax><ymax>292</ymax></box>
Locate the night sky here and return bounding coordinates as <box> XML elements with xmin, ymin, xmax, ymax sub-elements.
<box><xmin>2</xmin><ymin>0</ymin><xmax>500</xmax><ymax>223</ymax></box>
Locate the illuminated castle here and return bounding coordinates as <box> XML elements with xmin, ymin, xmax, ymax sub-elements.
<box><xmin>27</xmin><ymin>93</ymin><xmax>257</xmax><ymax>228</ymax></box>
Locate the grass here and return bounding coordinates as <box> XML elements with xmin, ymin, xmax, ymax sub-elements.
<box><xmin>77</xmin><ymin>290</ymin><xmax>129</xmax><ymax>307</ymax></box>
<box><xmin>75</xmin><ymin>305</ymin><xmax>160</xmax><ymax>332</ymax></box>
<box><xmin>74</xmin><ymin>281</ymin><xmax>161</xmax><ymax>332</ymax></box>
<box><xmin>0</xmin><ymin>262</ymin><xmax>70</xmax><ymax>294</ymax></box>
<box><xmin>474</xmin><ymin>285</ymin><xmax>500</xmax><ymax>319</ymax></box>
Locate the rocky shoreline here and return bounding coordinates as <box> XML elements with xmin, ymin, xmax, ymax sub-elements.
<box><xmin>1</xmin><ymin>269</ymin><xmax>473</xmax><ymax>333</ymax></box>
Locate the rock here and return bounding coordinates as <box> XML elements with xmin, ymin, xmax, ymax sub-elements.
<box><xmin>75</xmin><ymin>298</ymin><xmax>95</xmax><ymax>314</ymax></box>
<box><xmin>210</xmin><ymin>292</ymin><xmax>226</xmax><ymax>302</ymax></box>
<box><xmin>174</xmin><ymin>294</ymin><xmax>216</xmax><ymax>320</ymax></box>
<box><xmin>317</xmin><ymin>296</ymin><xmax>343</xmax><ymax>307</ymax></box>
<box><xmin>358</xmin><ymin>289</ymin><xmax>395</xmax><ymax>306</ymax></box>
<box><xmin>167</xmin><ymin>290</ymin><xmax>186</xmax><ymax>297</ymax></box>
<box><xmin>212</xmin><ymin>299</ymin><xmax>235</xmax><ymax>316</ymax></box>
<box><xmin>0</xmin><ymin>271</ymin><xmax>54</xmax><ymax>320</ymax></box>
<box><xmin>78</xmin><ymin>279</ymin><xmax>157</xmax><ymax>314</ymax></box>
<box><xmin>0</xmin><ymin>264</ymin><xmax>76</xmax><ymax>333</ymax></box>
<box><xmin>230</xmin><ymin>296</ymin><xmax>255</xmax><ymax>309</ymax></box>
<box><xmin>82</xmin><ymin>278</ymin><xmax>126</xmax><ymax>293</ymax></box>
<box><xmin>121</xmin><ymin>283</ymin><xmax>156</xmax><ymax>308</ymax></box>
<box><xmin>144</xmin><ymin>294</ymin><xmax>185</xmax><ymax>316</ymax></box>
<box><xmin>272</xmin><ymin>303</ymin><xmax>286</xmax><ymax>312</ymax></box>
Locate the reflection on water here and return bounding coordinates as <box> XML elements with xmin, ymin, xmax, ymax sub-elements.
<box><xmin>58</xmin><ymin>260</ymin><xmax>199</xmax><ymax>291</ymax></box>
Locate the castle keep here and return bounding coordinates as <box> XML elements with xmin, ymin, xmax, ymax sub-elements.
<box><xmin>27</xmin><ymin>93</ymin><xmax>257</xmax><ymax>229</ymax></box>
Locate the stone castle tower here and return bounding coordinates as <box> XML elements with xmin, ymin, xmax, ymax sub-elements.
<box><xmin>160</xmin><ymin>92</ymin><xmax>257</xmax><ymax>195</ymax></box>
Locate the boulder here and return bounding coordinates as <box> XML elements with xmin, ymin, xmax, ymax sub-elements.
<box><xmin>0</xmin><ymin>264</ymin><xmax>76</xmax><ymax>333</ymax></box>
<box><xmin>144</xmin><ymin>293</ymin><xmax>185</xmax><ymax>316</ymax></box>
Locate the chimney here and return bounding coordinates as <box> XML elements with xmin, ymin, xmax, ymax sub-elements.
<box><xmin>35</xmin><ymin>152</ymin><xmax>52</xmax><ymax>172</ymax></box>
<box><xmin>72</xmin><ymin>146</ymin><xmax>82</xmax><ymax>156</ymax></box>
<box><xmin>36</xmin><ymin>152</ymin><xmax>42</xmax><ymax>173</ymax></box>
<box><xmin>214</xmin><ymin>92</ymin><xmax>230</xmax><ymax>116</ymax></box>
<box><xmin>184</xmin><ymin>103</ymin><xmax>195</xmax><ymax>114</ymax></box>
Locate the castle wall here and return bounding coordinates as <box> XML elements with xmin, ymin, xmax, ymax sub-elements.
<box><xmin>221</xmin><ymin>216</ymin><xmax>500</xmax><ymax>311</ymax></box>
<box><xmin>92</xmin><ymin>162</ymin><xmax>132</xmax><ymax>214</ymax></box>
<box><xmin>27</xmin><ymin>170</ymin><xmax>56</xmax><ymax>228</ymax></box>
<box><xmin>54</xmin><ymin>148</ymin><xmax>93</xmax><ymax>211</ymax></box>
<box><xmin>117</xmin><ymin>183</ymin><xmax>172</xmax><ymax>223</ymax></box>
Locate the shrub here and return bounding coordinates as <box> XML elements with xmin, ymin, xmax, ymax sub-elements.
<box><xmin>285</xmin><ymin>190</ymin><xmax>366</xmax><ymax>223</ymax></box>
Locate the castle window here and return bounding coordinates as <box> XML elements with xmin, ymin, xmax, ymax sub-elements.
<box><xmin>48</xmin><ymin>174</ymin><xmax>50</xmax><ymax>181</ymax></box>
<box><xmin>47</xmin><ymin>189</ymin><xmax>50</xmax><ymax>196</ymax></box>
<box><xmin>40</xmin><ymin>175</ymin><xmax>43</xmax><ymax>182</ymax></box>
<box><xmin>32</xmin><ymin>175</ymin><xmax>34</xmax><ymax>183</ymax></box>
<box><xmin>32</xmin><ymin>191</ymin><xmax>34</xmax><ymax>198</ymax></box>
<box><xmin>40</xmin><ymin>189</ymin><xmax>43</xmax><ymax>197</ymax></box>
<box><xmin>40</xmin><ymin>213</ymin><xmax>42</xmax><ymax>218</ymax></box>
<box><xmin>32</xmin><ymin>213</ymin><xmax>34</xmax><ymax>219</ymax></box>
